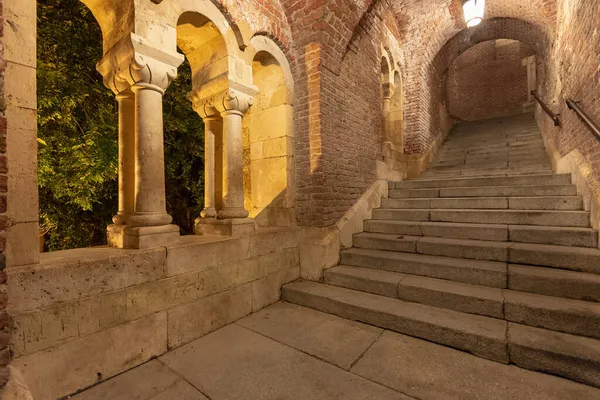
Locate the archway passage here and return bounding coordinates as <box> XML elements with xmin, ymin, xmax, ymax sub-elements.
<box><xmin>446</xmin><ymin>39</ymin><xmax>536</xmax><ymax>122</ymax></box>
<box><xmin>243</xmin><ymin>50</ymin><xmax>294</xmax><ymax>226</ymax></box>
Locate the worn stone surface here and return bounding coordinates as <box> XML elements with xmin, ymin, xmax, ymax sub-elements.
<box><xmin>283</xmin><ymin>281</ymin><xmax>509</xmax><ymax>363</ymax></box>
<box><xmin>161</xmin><ymin>324</ymin><xmax>412</xmax><ymax>400</ymax></box>
<box><xmin>237</xmin><ymin>302</ymin><xmax>382</xmax><ymax>370</ymax></box>
<box><xmin>12</xmin><ymin>312</ymin><xmax>168</xmax><ymax>400</ymax></box>
<box><xmin>352</xmin><ymin>330</ymin><xmax>600</xmax><ymax>400</ymax></box>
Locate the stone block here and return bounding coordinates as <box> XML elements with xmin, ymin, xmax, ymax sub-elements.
<box><xmin>6</xmin><ymin>222</ymin><xmax>39</xmax><ymax>268</ymax></box>
<box><xmin>4</xmin><ymin>0</ymin><xmax>36</xmax><ymax>67</ymax></box>
<box><xmin>165</xmin><ymin>236</ymin><xmax>251</xmax><ymax>276</ymax></box>
<box><xmin>194</xmin><ymin>217</ymin><xmax>256</xmax><ymax>236</ymax></box>
<box><xmin>8</xmin><ymin>247</ymin><xmax>166</xmax><ymax>313</ymax></box>
<box><xmin>167</xmin><ymin>283</ymin><xmax>253</xmax><ymax>349</ymax></box>
<box><xmin>12</xmin><ymin>312</ymin><xmax>168</xmax><ymax>400</ymax></box>
<box><xmin>5</xmin><ymin>63</ymin><xmax>36</xmax><ymax>110</ymax></box>
<box><xmin>249</xmin><ymin>228</ymin><xmax>300</xmax><ymax>257</ymax></box>
<box><xmin>251</xmin><ymin>267</ymin><xmax>299</xmax><ymax>312</ymax></box>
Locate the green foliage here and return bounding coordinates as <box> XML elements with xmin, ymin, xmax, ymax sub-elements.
<box><xmin>38</xmin><ymin>0</ymin><xmax>204</xmax><ymax>250</ymax></box>
<box><xmin>164</xmin><ymin>63</ymin><xmax>205</xmax><ymax>235</ymax></box>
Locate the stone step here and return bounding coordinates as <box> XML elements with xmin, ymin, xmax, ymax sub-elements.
<box><xmin>508</xmin><ymin>225</ymin><xmax>598</xmax><ymax>248</ymax></box>
<box><xmin>442</xmin><ymin>138</ymin><xmax>544</xmax><ymax>150</ymax></box>
<box><xmin>364</xmin><ymin>220</ymin><xmax>597</xmax><ymax>247</ymax></box>
<box><xmin>390</xmin><ymin>174</ymin><xmax>571</xmax><ymax>190</ymax></box>
<box><xmin>364</xmin><ymin>219</ymin><xmax>510</xmax><ymax>241</ymax></box>
<box><xmin>508</xmin><ymin>264</ymin><xmax>600</xmax><ymax>302</ymax></box>
<box><xmin>434</xmin><ymin>184</ymin><xmax>577</xmax><ymax>198</ymax></box>
<box><xmin>508</xmin><ymin>323</ymin><xmax>600</xmax><ymax>388</ymax></box>
<box><xmin>282</xmin><ymin>281</ymin><xmax>510</xmax><ymax>363</ymax></box>
<box><xmin>439</xmin><ymin>143</ymin><xmax>545</xmax><ymax>156</ymax></box>
<box><xmin>372</xmin><ymin>209</ymin><xmax>590</xmax><ymax>227</ymax></box>
<box><xmin>441</xmin><ymin>143</ymin><xmax>545</xmax><ymax>156</ymax></box>
<box><xmin>340</xmin><ymin>247</ymin><xmax>507</xmax><ymax>288</ymax></box>
<box><xmin>325</xmin><ymin>266</ymin><xmax>600</xmax><ymax>339</ymax></box>
<box><xmin>353</xmin><ymin>232</ymin><xmax>600</xmax><ymax>273</ymax></box>
<box><xmin>421</xmin><ymin>166</ymin><xmax>553</xmax><ymax>179</ymax></box>
<box><xmin>381</xmin><ymin>196</ymin><xmax>583</xmax><ymax>211</ymax></box>
<box><xmin>325</xmin><ymin>265</ymin><xmax>505</xmax><ymax>318</ymax></box>
<box><xmin>509</xmin><ymin>243</ymin><xmax>600</xmax><ymax>274</ymax></box>
<box><xmin>353</xmin><ymin>232</ymin><xmax>509</xmax><ymax>262</ymax></box>
<box><xmin>437</xmin><ymin>148</ymin><xmax>548</xmax><ymax>162</ymax></box>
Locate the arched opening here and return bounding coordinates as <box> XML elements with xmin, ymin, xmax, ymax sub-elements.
<box><xmin>37</xmin><ymin>0</ymin><xmax>117</xmax><ymax>251</ymax></box>
<box><xmin>243</xmin><ymin>50</ymin><xmax>294</xmax><ymax>226</ymax></box>
<box><xmin>446</xmin><ymin>39</ymin><xmax>536</xmax><ymax>122</ymax></box>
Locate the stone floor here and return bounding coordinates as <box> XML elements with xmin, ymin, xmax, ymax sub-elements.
<box><xmin>72</xmin><ymin>302</ymin><xmax>600</xmax><ymax>400</ymax></box>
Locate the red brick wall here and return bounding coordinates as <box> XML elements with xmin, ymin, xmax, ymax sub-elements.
<box><xmin>0</xmin><ymin>0</ymin><xmax>10</xmax><ymax>388</ymax></box>
<box><xmin>447</xmin><ymin>39</ymin><xmax>534</xmax><ymax>121</ymax></box>
<box><xmin>537</xmin><ymin>0</ymin><xmax>600</xmax><ymax>181</ymax></box>
<box><xmin>282</xmin><ymin>0</ymin><xmax>402</xmax><ymax>226</ymax></box>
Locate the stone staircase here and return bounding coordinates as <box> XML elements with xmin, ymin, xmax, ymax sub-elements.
<box><xmin>283</xmin><ymin>115</ymin><xmax>600</xmax><ymax>389</ymax></box>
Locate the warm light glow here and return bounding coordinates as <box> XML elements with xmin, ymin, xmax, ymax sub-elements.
<box><xmin>463</xmin><ymin>0</ymin><xmax>485</xmax><ymax>27</ymax></box>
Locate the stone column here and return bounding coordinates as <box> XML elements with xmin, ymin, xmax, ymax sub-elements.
<box><xmin>112</xmin><ymin>91</ymin><xmax>136</xmax><ymax>225</ymax></box>
<box><xmin>196</xmin><ymin>106</ymin><xmax>222</xmax><ymax>219</ymax></box>
<box><xmin>194</xmin><ymin>88</ymin><xmax>257</xmax><ymax>236</ymax></box>
<box><xmin>98</xmin><ymin>34</ymin><xmax>184</xmax><ymax>248</ymax></box>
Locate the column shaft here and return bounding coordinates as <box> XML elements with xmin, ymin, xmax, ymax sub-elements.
<box><xmin>113</xmin><ymin>92</ymin><xmax>136</xmax><ymax>224</ymax></box>
<box><xmin>201</xmin><ymin>117</ymin><xmax>222</xmax><ymax>218</ymax></box>
<box><xmin>128</xmin><ymin>83</ymin><xmax>172</xmax><ymax>227</ymax></box>
<box><xmin>218</xmin><ymin>110</ymin><xmax>248</xmax><ymax>219</ymax></box>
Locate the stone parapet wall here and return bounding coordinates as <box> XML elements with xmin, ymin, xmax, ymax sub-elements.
<box><xmin>8</xmin><ymin>229</ymin><xmax>301</xmax><ymax>399</ymax></box>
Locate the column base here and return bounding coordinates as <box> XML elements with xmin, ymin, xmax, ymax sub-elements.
<box><xmin>107</xmin><ymin>224</ymin><xmax>180</xmax><ymax>249</ymax></box>
<box><xmin>194</xmin><ymin>217</ymin><xmax>255</xmax><ymax>236</ymax></box>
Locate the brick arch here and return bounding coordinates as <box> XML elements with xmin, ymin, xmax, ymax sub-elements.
<box><xmin>403</xmin><ymin>17</ymin><xmax>551</xmax><ymax>155</ymax></box>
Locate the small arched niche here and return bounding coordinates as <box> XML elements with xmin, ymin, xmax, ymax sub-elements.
<box><xmin>243</xmin><ymin>50</ymin><xmax>294</xmax><ymax>227</ymax></box>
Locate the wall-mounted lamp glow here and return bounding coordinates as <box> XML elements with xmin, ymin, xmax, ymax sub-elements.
<box><xmin>462</xmin><ymin>0</ymin><xmax>485</xmax><ymax>27</ymax></box>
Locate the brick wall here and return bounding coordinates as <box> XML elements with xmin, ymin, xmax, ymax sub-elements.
<box><xmin>283</xmin><ymin>0</ymin><xmax>402</xmax><ymax>226</ymax></box>
<box><xmin>447</xmin><ymin>39</ymin><xmax>534</xmax><ymax>121</ymax></box>
<box><xmin>537</xmin><ymin>0</ymin><xmax>600</xmax><ymax>181</ymax></box>
<box><xmin>0</xmin><ymin>0</ymin><xmax>10</xmax><ymax>388</ymax></box>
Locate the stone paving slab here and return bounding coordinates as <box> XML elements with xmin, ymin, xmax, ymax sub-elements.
<box><xmin>71</xmin><ymin>359</ymin><xmax>208</xmax><ymax>400</ymax></box>
<box><xmin>159</xmin><ymin>323</ymin><xmax>411</xmax><ymax>400</ymax></box>
<box><xmin>351</xmin><ymin>330</ymin><xmax>600</xmax><ymax>400</ymax></box>
<box><xmin>237</xmin><ymin>302</ymin><xmax>383</xmax><ymax>369</ymax></box>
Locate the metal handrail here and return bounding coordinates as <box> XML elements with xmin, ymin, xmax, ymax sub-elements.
<box><xmin>566</xmin><ymin>99</ymin><xmax>600</xmax><ymax>141</ymax></box>
<box><xmin>531</xmin><ymin>90</ymin><xmax>560</xmax><ymax>126</ymax></box>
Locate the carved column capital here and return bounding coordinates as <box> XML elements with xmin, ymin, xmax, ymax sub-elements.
<box><xmin>215</xmin><ymin>88</ymin><xmax>255</xmax><ymax>115</ymax></box>
<box><xmin>97</xmin><ymin>33</ymin><xmax>185</xmax><ymax>95</ymax></box>
<box><xmin>189</xmin><ymin>84</ymin><xmax>257</xmax><ymax>118</ymax></box>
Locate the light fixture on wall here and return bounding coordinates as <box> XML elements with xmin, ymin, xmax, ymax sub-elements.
<box><xmin>462</xmin><ymin>0</ymin><xmax>485</xmax><ymax>27</ymax></box>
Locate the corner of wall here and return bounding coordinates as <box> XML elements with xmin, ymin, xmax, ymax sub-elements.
<box><xmin>298</xmin><ymin>178</ymin><xmax>388</xmax><ymax>281</ymax></box>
